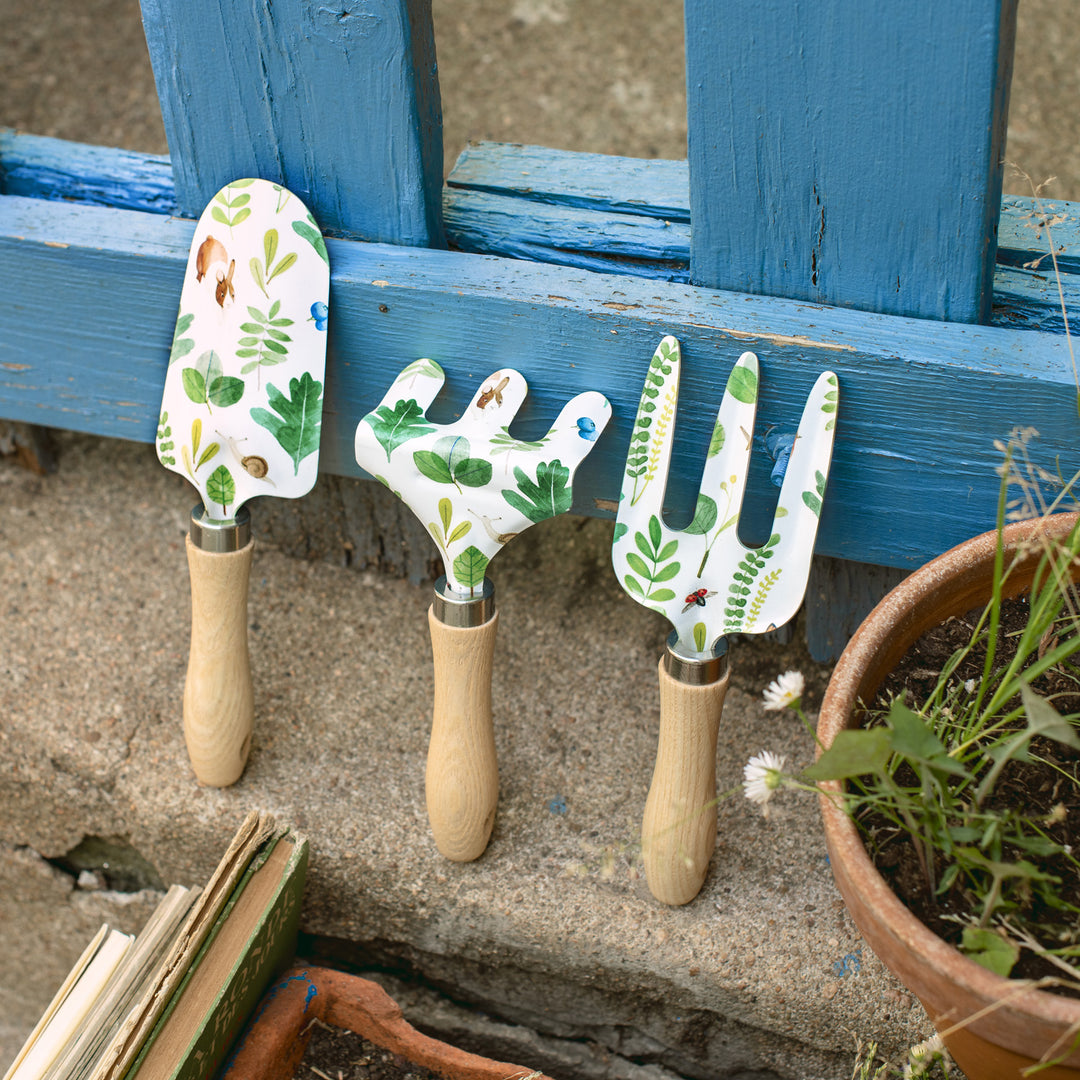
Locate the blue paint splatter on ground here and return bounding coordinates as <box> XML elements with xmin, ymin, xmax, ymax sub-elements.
<box><xmin>833</xmin><ymin>948</ymin><xmax>862</xmax><ymax>978</ymax></box>
<box><xmin>548</xmin><ymin>795</ymin><xmax>567</xmax><ymax>814</ymax></box>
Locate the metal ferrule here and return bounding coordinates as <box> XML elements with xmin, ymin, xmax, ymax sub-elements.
<box><xmin>189</xmin><ymin>504</ymin><xmax>251</xmax><ymax>553</ymax></box>
<box><xmin>431</xmin><ymin>576</ymin><xmax>495</xmax><ymax>628</ymax></box>
<box><xmin>663</xmin><ymin>630</ymin><xmax>729</xmax><ymax>685</ymax></box>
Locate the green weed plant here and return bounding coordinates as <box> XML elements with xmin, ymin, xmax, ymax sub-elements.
<box><xmin>803</xmin><ymin>437</ymin><xmax>1080</xmax><ymax>984</ymax></box>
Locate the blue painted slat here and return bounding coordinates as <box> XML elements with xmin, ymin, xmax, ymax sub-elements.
<box><xmin>5</xmin><ymin>132</ymin><xmax>1078</xmax><ymax>329</ymax></box>
<box><xmin>138</xmin><ymin>0</ymin><xmax>443</xmax><ymax>246</ymax></box>
<box><xmin>997</xmin><ymin>195</ymin><xmax>1080</xmax><ymax>275</ymax></box>
<box><xmin>683</xmin><ymin>0</ymin><xmax>1017</xmax><ymax>323</ymax></box>
<box><xmin>443</xmin><ymin>188</ymin><xmax>691</xmax><ymax>280</ymax></box>
<box><xmin>3</xmin><ymin>194</ymin><xmax>1078</xmax><ymax>573</ymax></box>
<box><xmin>448</xmin><ymin>143</ymin><xmax>691</xmax><ymax>221</ymax></box>
<box><xmin>0</xmin><ymin>132</ymin><xmax>176</xmax><ymax>213</ymax></box>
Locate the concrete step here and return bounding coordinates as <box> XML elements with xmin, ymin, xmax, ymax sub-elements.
<box><xmin>0</xmin><ymin>433</ymin><xmax>931</xmax><ymax>1079</ymax></box>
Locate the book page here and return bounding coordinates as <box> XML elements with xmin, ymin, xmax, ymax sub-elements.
<box><xmin>7</xmin><ymin>930</ymin><xmax>132</xmax><ymax>1080</ymax></box>
<box><xmin>2</xmin><ymin>926</ymin><xmax>109</xmax><ymax>1080</ymax></box>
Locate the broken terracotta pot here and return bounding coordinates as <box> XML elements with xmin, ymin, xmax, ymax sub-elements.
<box><xmin>817</xmin><ymin>513</ymin><xmax>1080</xmax><ymax>1080</ymax></box>
<box><xmin>220</xmin><ymin>965</ymin><xmax>550</xmax><ymax>1080</ymax></box>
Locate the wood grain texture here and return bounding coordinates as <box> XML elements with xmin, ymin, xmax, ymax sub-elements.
<box><xmin>138</xmin><ymin>0</ymin><xmax>443</xmax><ymax>246</ymax></box>
<box><xmin>641</xmin><ymin>658</ymin><xmax>730</xmax><ymax>906</ymax></box>
<box><xmin>684</xmin><ymin>0</ymin><xmax>1017</xmax><ymax>322</ymax></box>
<box><xmin>426</xmin><ymin>607</ymin><xmax>499</xmax><ymax>862</ymax></box>
<box><xmin>183</xmin><ymin>536</ymin><xmax>254</xmax><ymax>787</ymax></box>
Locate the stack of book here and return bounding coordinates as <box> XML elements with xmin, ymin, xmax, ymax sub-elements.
<box><xmin>5</xmin><ymin>811</ymin><xmax>308</xmax><ymax>1080</ymax></box>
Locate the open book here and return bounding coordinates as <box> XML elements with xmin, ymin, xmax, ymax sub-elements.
<box><xmin>5</xmin><ymin>811</ymin><xmax>307</xmax><ymax>1080</ymax></box>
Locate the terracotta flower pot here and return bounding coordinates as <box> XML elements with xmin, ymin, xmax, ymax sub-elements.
<box><xmin>221</xmin><ymin>965</ymin><xmax>551</xmax><ymax>1080</ymax></box>
<box><xmin>817</xmin><ymin>514</ymin><xmax>1080</xmax><ymax>1080</ymax></box>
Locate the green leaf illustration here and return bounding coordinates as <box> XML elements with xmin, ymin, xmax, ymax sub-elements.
<box><xmin>250</xmin><ymin>372</ymin><xmax>323</xmax><ymax>475</ymax></box>
<box><xmin>726</xmin><ymin>363</ymin><xmax>758</xmax><ymax>404</ymax></box>
<box><xmin>626</xmin><ymin>339</ymin><xmax>676</xmax><ymax>506</ymax></box>
<box><xmin>502</xmin><ymin>459</ymin><xmax>572</xmax><ymax>524</ymax></box>
<box><xmin>693</xmin><ymin>622</ymin><xmax>707</xmax><ymax>652</ymax></box>
<box><xmin>429</xmin><ymin>497</ymin><xmax>473</xmax><ymax>550</ymax></box>
<box><xmin>413</xmin><ymin>436</ymin><xmax>492</xmax><ymax>492</ymax></box>
<box><xmin>211</xmin><ymin>184</ymin><xmax>251</xmax><ymax>229</ymax></box>
<box><xmin>292</xmin><ymin>216</ymin><xmax>329</xmax><ymax>264</ymax></box>
<box><xmin>685</xmin><ymin>493</ymin><xmax>718</xmax><ymax>535</ymax></box>
<box><xmin>196</xmin><ymin>442</ymin><xmax>220</xmax><ymax>469</ymax></box>
<box><xmin>156</xmin><ymin>411</ymin><xmax>175</xmax><ymax>466</ymax></box>
<box><xmin>182</xmin><ymin>350</ymin><xmax>244</xmax><ymax>412</ymax></box>
<box><xmin>364</xmin><ymin>398</ymin><xmax>436</xmax><ymax>461</ymax></box>
<box><xmin>802</xmin><ymin>470</ymin><xmax>828</xmax><ymax>517</ymax></box>
<box><xmin>206</xmin><ymin>464</ymin><xmax>236</xmax><ymax>514</ymax></box>
<box><xmin>822</xmin><ymin>374</ymin><xmax>838</xmax><ymax>431</ymax></box>
<box><xmin>452</xmin><ymin>545</ymin><xmax>489</xmax><ymax>589</ymax></box>
<box><xmin>624</xmin><ymin>514</ymin><xmax>681</xmax><ymax>604</ymax></box>
<box><xmin>169</xmin><ymin>313</ymin><xmax>194</xmax><ymax>365</ymax></box>
<box><xmin>249</xmin><ymin>230</ymin><xmax>298</xmax><ymax>296</ymax></box>
<box><xmin>723</xmin><ymin>533</ymin><xmax>779</xmax><ymax>632</ymax></box>
<box><xmin>706</xmin><ymin>419</ymin><xmax>725</xmax><ymax>458</ymax></box>
<box><xmin>237</xmin><ymin>302</ymin><xmax>294</xmax><ymax>384</ymax></box>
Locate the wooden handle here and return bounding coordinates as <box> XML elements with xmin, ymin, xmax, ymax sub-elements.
<box><xmin>641</xmin><ymin>656</ymin><xmax>730</xmax><ymax>905</ymax></box>
<box><xmin>425</xmin><ymin>606</ymin><xmax>499</xmax><ymax>861</ymax></box>
<box><xmin>183</xmin><ymin>535</ymin><xmax>254</xmax><ymax>787</ymax></box>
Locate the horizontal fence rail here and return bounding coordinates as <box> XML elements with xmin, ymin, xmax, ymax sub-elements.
<box><xmin>3</xmin><ymin>133</ymin><xmax>1080</xmax><ymax>573</ymax></box>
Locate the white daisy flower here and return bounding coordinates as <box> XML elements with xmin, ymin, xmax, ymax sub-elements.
<box><xmin>762</xmin><ymin>670</ymin><xmax>805</xmax><ymax>711</ymax></box>
<box><xmin>743</xmin><ymin>751</ymin><xmax>788</xmax><ymax>806</ymax></box>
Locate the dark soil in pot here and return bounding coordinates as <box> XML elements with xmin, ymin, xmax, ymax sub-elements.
<box><xmin>301</xmin><ymin>1018</ymin><xmax>445</xmax><ymax>1080</ymax></box>
<box><xmin>864</xmin><ymin>596</ymin><xmax>1080</xmax><ymax>993</ymax></box>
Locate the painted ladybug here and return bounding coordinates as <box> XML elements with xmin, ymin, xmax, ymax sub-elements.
<box><xmin>682</xmin><ymin>588</ymin><xmax>716</xmax><ymax>613</ymax></box>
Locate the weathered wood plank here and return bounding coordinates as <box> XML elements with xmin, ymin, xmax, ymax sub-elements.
<box><xmin>0</xmin><ymin>132</ymin><xmax>176</xmax><ymax>213</ymax></box>
<box><xmin>443</xmin><ymin>188</ymin><xmax>690</xmax><ymax>280</ymax></box>
<box><xmin>6</xmin><ymin>131</ymin><xmax>1079</xmax><ymax>326</ymax></box>
<box><xmin>448</xmin><ymin>142</ymin><xmax>690</xmax><ymax>221</ymax></box>
<box><xmin>683</xmin><ymin>0</ymin><xmax>1017</xmax><ymax>322</ymax></box>
<box><xmin>2</xmin><ymin>194</ymin><xmax>1077</xmax><ymax>573</ymax></box>
<box><xmin>138</xmin><ymin>0</ymin><xmax>444</xmax><ymax>245</ymax></box>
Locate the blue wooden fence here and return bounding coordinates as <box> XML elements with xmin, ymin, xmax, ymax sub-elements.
<box><xmin>2</xmin><ymin>0</ymin><xmax>1077</xmax><ymax>653</ymax></box>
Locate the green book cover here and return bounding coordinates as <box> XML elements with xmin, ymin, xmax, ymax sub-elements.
<box><xmin>124</xmin><ymin>828</ymin><xmax>308</xmax><ymax>1080</ymax></box>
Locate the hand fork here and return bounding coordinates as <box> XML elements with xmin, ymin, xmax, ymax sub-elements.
<box><xmin>355</xmin><ymin>359</ymin><xmax>610</xmax><ymax>861</ymax></box>
<box><xmin>612</xmin><ymin>336</ymin><xmax>838</xmax><ymax>903</ymax></box>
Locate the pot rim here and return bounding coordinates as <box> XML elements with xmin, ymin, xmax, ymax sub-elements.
<box><xmin>817</xmin><ymin>513</ymin><xmax>1080</xmax><ymax>1033</ymax></box>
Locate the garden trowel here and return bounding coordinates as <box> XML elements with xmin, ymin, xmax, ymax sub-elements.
<box><xmin>156</xmin><ymin>178</ymin><xmax>330</xmax><ymax>786</ymax></box>
<box><xmin>355</xmin><ymin>361</ymin><xmax>610</xmax><ymax>860</ymax></box>
<box><xmin>612</xmin><ymin>336</ymin><xmax>837</xmax><ymax>904</ymax></box>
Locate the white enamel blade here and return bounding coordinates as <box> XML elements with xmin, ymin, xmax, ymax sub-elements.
<box><xmin>355</xmin><ymin>360</ymin><xmax>611</xmax><ymax>594</ymax></box>
<box><xmin>156</xmin><ymin>178</ymin><xmax>330</xmax><ymax>519</ymax></box>
<box><xmin>613</xmin><ymin>336</ymin><xmax>838</xmax><ymax>654</ymax></box>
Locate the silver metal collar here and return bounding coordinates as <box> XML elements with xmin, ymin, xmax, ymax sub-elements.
<box><xmin>663</xmin><ymin>630</ymin><xmax>729</xmax><ymax>685</ymax></box>
<box><xmin>431</xmin><ymin>576</ymin><xmax>495</xmax><ymax>627</ymax></box>
<box><xmin>189</xmin><ymin>504</ymin><xmax>251</xmax><ymax>552</ymax></box>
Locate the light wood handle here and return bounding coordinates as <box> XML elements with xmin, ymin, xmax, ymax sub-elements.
<box><xmin>641</xmin><ymin>656</ymin><xmax>730</xmax><ymax>905</ymax></box>
<box><xmin>183</xmin><ymin>535</ymin><xmax>254</xmax><ymax>787</ymax></box>
<box><xmin>425</xmin><ymin>606</ymin><xmax>499</xmax><ymax>861</ymax></box>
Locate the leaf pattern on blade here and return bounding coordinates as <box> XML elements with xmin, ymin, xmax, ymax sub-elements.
<box><xmin>502</xmin><ymin>459</ymin><xmax>572</xmax><ymax>524</ymax></box>
<box><xmin>182</xmin><ymin>350</ymin><xmax>244</xmax><ymax>411</ymax></box>
<box><xmin>206</xmin><ymin>464</ymin><xmax>236</xmax><ymax>514</ymax></box>
<box><xmin>364</xmin><ymin>398</ymin><xmax>436</xmax><ymax>461</ymax></box>
<box><xmin>250</xmin><ymin>372</ymin><xmax>323</xmax><ymax>475</ymax></box>
<box><xmin>413</xmin><ymin>436</ymin><xmax>492</xmax><ymax>492</ymax></box>
<box><xmin>452</xmin><ymin>545</ymin><xmax>489</xmax><ymax>589</ymax></box>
